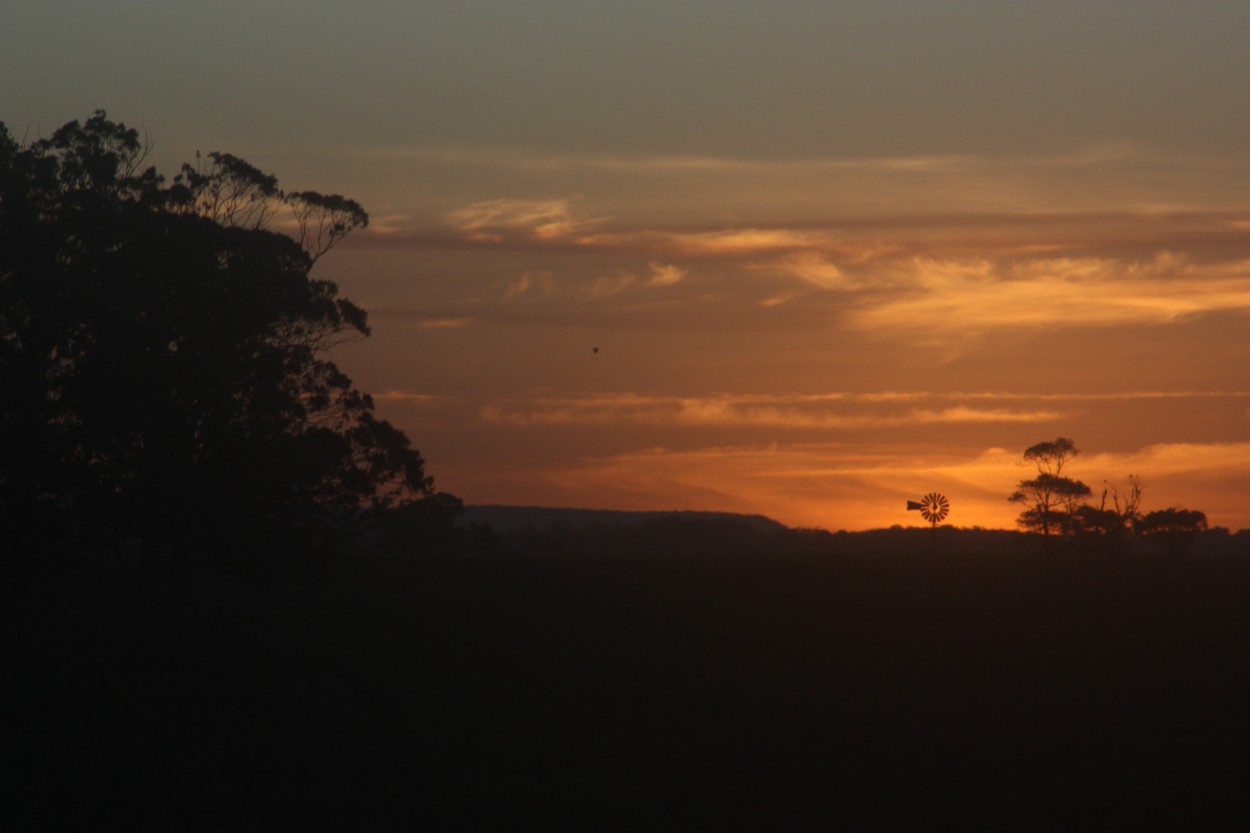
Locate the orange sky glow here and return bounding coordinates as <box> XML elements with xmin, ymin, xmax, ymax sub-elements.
<box><xmin>331</xmin><ymin>155</ymin><xmax>1250</xmax><ymax>530</ymax></box>
<box><xmin>6</xmin><ymin>2</ymin><xmax>1248</xmax><ymax>531</ymax></box>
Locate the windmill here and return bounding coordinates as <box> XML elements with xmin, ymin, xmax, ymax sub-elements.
<box><xmin>907</xmin><ymin>492</ymin><xmax>949</xmax><ymax>553</ymax></box>
<box><xmin>906</xmin><ymin>492</ymin><xmax>950</xmax><ymax>529</ymax></box>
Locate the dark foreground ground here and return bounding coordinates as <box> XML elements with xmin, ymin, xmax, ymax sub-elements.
<box><xmin>13</xmin><ymin>550</ymin><xmax>1250</xmax><ymax>830</ymax></box>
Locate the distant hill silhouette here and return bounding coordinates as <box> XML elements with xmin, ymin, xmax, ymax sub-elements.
<box><xmin>356</xmin><ymin>503</ymin><xmax>1247</xmax><ymax>559</ymax></box>
<box><xmin>459</xmin><ymin>505</ymin><xmax>791</xmax><ymax>536</ymax></box>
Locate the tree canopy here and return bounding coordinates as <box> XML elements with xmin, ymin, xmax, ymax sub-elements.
<box><xmin>1008</xmin><ymin>437</ymin><xmax>1091</xmax><ymax>547</ymax></box>
<box><xmin>1</xmin><ymin>111</ymin><xmax>452</xmax><ymax>568</ymax></box>
<box><xmin>1007</xmin><ymin>437</ymin><xmax>1209</xmax><ymax>556</ymax></box>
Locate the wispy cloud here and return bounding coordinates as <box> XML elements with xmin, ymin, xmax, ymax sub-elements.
<box><xmin>362</xmin><ymin>142</ymin><xmax>1245</xmax><ymax>182</ymax></box>
<box><xmin>579</xmin><ymin>261</ymin><xmax>688</xmax><ymax>299</ymax></box>
<box><xmin>762</xmin><ymin>251</ymin><xmax>859</xmax><ymax>291</ymax></box>
<box><xmin>371</xmin><ymin>390</ymin><xmax>452</xmax><ymax>403</ymax></box>
<box><xmin>404</xmin><ymin>196</ymin><xmax>1250</xmax><ymax>295</ymax></box>
<box><xmin>443</xmin><ymin>198</ymin><xmax>595</xmax><ymax>242</ymax></box>
<box><xmin>481</xmin><ymin>390</ymin><xmax>1250</xmax><ymax>421</ymax></box>
<box><xmin>505</xmin><ymin>270</ymin><xmax>556</xmax><ymax>297</ymax></box>
<box><xmin>480</xmin><ymin>391</ymin><xmax>1064</xmax><ymax>429</ymax></box>
<box><xmin>584</xmin><ymin>272</ymin><xmax>637</xmax><ymax>299</ymax></box>
<box><xmin>577</xmin><ymin>227</ymin><xmax>831</xmax><ymax>256</ymax></box>
<box><xmin>759</xmin><ymin>290</ymin><xmax>804</xmax><ymax>308</ymax></box>
<box><xmin>363</xmin><ymin>212</ymin><xmax>416</xmax><ymax>235</ymax></box>
<box><xmin>646</xmin><ymin>261</ymin><xmax>687</xmax><ymax>287</ymax></box>
<box><xmin>958</xmin><ymin>390</ymin><xmax>1250</xmax><ymax>402</ymax></box>
<box><xmin>355</xmin><ymin>145</ymin><xmax>981</xmax><ymax>175</ymax></box>
<box><xmin>415</xmin><ymin>317</ymin><xmax>476</xmax><ymax>329</ymax></box>
<box><xmin>853</xmin><ymin>254</ymin><xmax>1250</xmax><ymax>333</ymax></box>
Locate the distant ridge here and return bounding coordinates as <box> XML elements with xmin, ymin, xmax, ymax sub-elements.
<box><xmin>459</xmin><ymin>505</ymin><xmax>791</xmax><ymax>536</ymax></box>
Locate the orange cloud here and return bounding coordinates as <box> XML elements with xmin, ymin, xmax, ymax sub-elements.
<box><xmin>444</xmin><ymin>198</ymin><xmax>594</xmax><ymax>242</ymax></box>
<box><xmin>853</xmin><ymin>254</ymin><xmax>1250</xmax><ymax>334</ymax></box>
<box><xmin>646</xmin><ymin>261</ymin><xmax>687</xmax><ymax>287</ymax></box>
<box><xmin>568</xmin><ymin>227</ymin><xmax>832</xmax><ymax>256</ymax></box>
<box><xmin>505</xmin><ymin>270</ymin><xmax>556</xmax><ymax>297</ymax></box>
<box><xmin>475</xmin><ymin>390</ymin><xmax>1250</xmax><ymax>430</ymax></box>
<box><xmin>579</xmin><ymin>261</ymin><xmax>688</xmax><ymax>299</ymax></box>
<box><xmin>415</xmin><ymin>317</ymin><xmax>476</xmax><ymax>329</ymax></box>
<box><xmin>371</xmin><ymin>391</ymin><xmax>451</xmax><ymax>403</ymax></box>
<box><xmin>367</xmin><ymin>142</ymin><xmax>1239</xmax><ymax>196</ymax></box>
<box><xmin>479</xmin><ymin>392</ymin><xmax>1064</xmax><ymax>429</ymax></box>
<box><xmin>764</xmin><ymin>251</ymin><xmax>858</xmax><ymax>291</ymax></box>
<box><xmin>583</xmin><ymin>272</ymin><xmax>637</xmax><ymax>299</ymax></box>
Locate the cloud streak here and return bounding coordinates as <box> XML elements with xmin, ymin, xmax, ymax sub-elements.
<box><xmin>762</xmin><ymin>251</ymin><xmax>860</xmax><ymax>291</ymax></box>
<box><xmin>480</xmin><ymin>391</ymin><xmax>1066</xmax><ymax>429</ymax></box>
<box><xmin>414</xmin><ymin>317</ymin><xmax>476</xmax><ymax>329</ymax></box>
<box><xmin>646</xmin><ymin>261</ymin><xmax>686</xmax><ymax>287</ymax></box>
<box><xmin>443</xmin><ymin>198</ymin><xmax>595</xmax><ymax>242</ymax></box>
<box><xmin>364</xmin><ymin>143</ymin><xmax>1247</xmax><ymax>187</ymax></box>
<box><xmin>854</xmin><ymin>255</ymin><xmax>1250</xmax><ymax>333</ymax></box>
<box><xmin>505</xmin><ymin>271</ymin><xmax>556</xmax><ymax>297</ymax></box>
<box><xmin>426</xmin><ymin>197</ymin><xmax>1250</xmax><ymax>336</ymax></box>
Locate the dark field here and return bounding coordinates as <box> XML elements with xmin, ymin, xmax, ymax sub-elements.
<box><xmin>13</xmin><ymin>551</ymin><xmax>1250</xmax><ymax>830</ymax></box>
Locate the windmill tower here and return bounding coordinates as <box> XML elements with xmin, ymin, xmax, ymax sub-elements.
<box><xmin>906</xmin><ymin>492</ymin><xmax>950</xmax><ymax>553</ymax></box>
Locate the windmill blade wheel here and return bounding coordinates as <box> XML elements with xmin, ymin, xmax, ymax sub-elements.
<box><xmin>920</xmin><ymin>492</ymin><xmax>949</xmax><ymax>524</ymax></box>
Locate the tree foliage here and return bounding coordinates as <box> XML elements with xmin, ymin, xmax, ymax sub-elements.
<box><xmin>1067</xmin><ymin>474</ymin><xmax>1146</xmax><ymax>555</ymax></box>
<box><xmin>1137</xmin><ymin>508</ymin><xmax>1208</xmax><ymax>557</ymax></box>
<box><xmin>288</xmin><ymin>190</ymin><xmax>369</xmax><ymax>263</ymax></box>
<box><xmin>1007</xmin><ymin>438</ymin><xmax>1210</xmax><ymax>556</ymax></box>
<box><xmin>170</xmin><ymin>150</ymin><xmax>282</xmax><ymax>229</ymax></box>
<box><xmin>1021</xmin><ymin>437</ymin><xmax>1080</xmax><ymax>477</ymax></box>
<box><xmin>0</xmin><ymin>111</ymin><xmax>451</xmax><ymax>567</ymax></box>
<box><xmin>1008</xmin><ymin>437</ymin><xmax>1091</xmax><ymax>548</ymax></box>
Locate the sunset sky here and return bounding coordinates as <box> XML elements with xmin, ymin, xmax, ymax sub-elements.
<box><xmin>5</xmin><ymin>1</ymin><xmax>1248</xmax><ymax>531</ymax></box>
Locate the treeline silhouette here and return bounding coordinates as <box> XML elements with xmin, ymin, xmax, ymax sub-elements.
<box><xmin>1</xmin><ymin>113</ymin><xmax>457</xmax><ymax>573</ymax></box>
<box><xmin>358</xmin><ymin>505</ymin><xmax>1249</xmax><ymax>560</ymax></box>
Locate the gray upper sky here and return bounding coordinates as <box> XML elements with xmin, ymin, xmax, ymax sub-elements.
<box><xmin>6</xmin><ymin>1</ymin><xmax>1248</xmax><ymax>160</ymax></box>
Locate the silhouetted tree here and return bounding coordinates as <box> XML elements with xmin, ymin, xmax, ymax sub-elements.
<box><xmin>1008</xmin><ymin>438</ymin><xmax>1091</xmax><ymax>551</ymax></box>
<box><xmin>1</xmin><ymin>111</ymin><xmax>449</xmax><ymax>569</ymax></box>
<box><xmin>1006</xmin><ymin>444</ymin><xmax>1216</xmax><ymax>558</ymax></box>
<box><xmin>1103</xmin><ymin>474</ymin><xmax>1146</xmax><ymax>526</ymax></box>
<box><xmin>1137</xmin><ymin>508</ymin><xmax>1208</xmax><ymax>557</ymax></box>
<box><xmin>1070</xmin><ymin>505</ymin><xmax>1128</xmax><ymax>555</ymax></box>
<box><xmin>1069</xmin><ymin>474</ymin><xmax>1146</xmax><ymax>555</ymax></box>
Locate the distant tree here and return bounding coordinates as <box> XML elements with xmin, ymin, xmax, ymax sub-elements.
<box><xmin>0</xmin><ymin>111</ymin><xmax>451</xmax><ymax>569</ymax></box>
<box><xmin>1005</xmin><ymin>440</ymin><xmax>1216</xmax><ymax>558</ymax></box>
<box><xmin>1070</xmin><ymin>474</ymin><xmax>1146</xmax><ymax>555</ymax></box>
<box><xmin>1008</xmin><ymin>438</ymin><xmax>1091</xmax><ymax>551</ymax></box>
<box><xmin>364</xmin><ymin>492</ymin><xmax>466</xmax><ymax>557</ymax></box>
<box><xmin>1069</xmin><ymin>505</ymin><xmax>1120</xmax><ymax>553</ymax></box>
<box><xmin>1022</xmin><ymin>437</ymin><xmax>1080</xmax><ymax>478</ymax></box>
<box><xmin>1104</xmin><ymin>474</ymin><xmax>1146</xmax><ymax>526</ymax></box>
<box><xmin>1137</xmin><ymin>508</ymin><xmax>1208</xmax><ymax>557</ymax></box>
